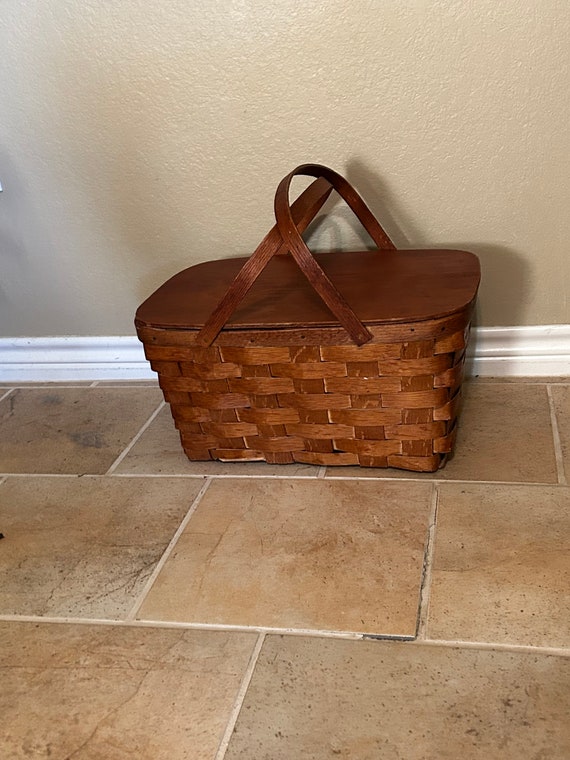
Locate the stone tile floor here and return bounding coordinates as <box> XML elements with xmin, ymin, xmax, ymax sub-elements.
<box><xmin>0</xmin><ymin>378</ymin><xmax>569</xmax><ymax>759</ymax></box>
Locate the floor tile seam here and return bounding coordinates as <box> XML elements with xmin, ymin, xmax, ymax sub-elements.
<box><xmin>0</xmin><ymin>384</ymin><xmax>97</xmax><ymax>389</ymax></box>
<box><xmin>0</xmin><ymin>614</ymin><xmax>398</xmax><ymax>640</ymax></box>
<box><xmin>214</xmin><ymin>633</ymin><xmax>266</xmax><ymax>760</ymax></box>
<box><xmin>418</xmin><ymin>637</ymin><xmax>570</xmax><ymax>658</ymax></box>
<box><xmin>2</xmin><ymin>471</ymin><xmax>569</xmax><ymax>486</ymax></box>
<box><xmin>2</xmin><ymin>615</ymin><xmax>569</xmax><ymax>659</ymax></box>
<box><xmin>110</xmin><ymin>472</ymin><xmax>323</xmax><ymax>480</ymax></box>
<box><xmin>104</xmin><ymin>400</ymin><xmax>166</xmax><ymax>475</ymax></box>
<box><xmin>546</xmin><ymin>385</ymin><xmax>568</xmax><ymax>485</ymax></box>
<box><xmin>1</xmin><ymin>471</ymin><xmax>569</xmax><ymax>487</ymax></box>
<box><xmin>124</xmin><ymin>477</ymin><xmax>214</xmax><ymax>621</ymax></box>
<box><xmin>0</xmin><ymin>388</ymin><xmax>14</xmax><ymax>403</ymax></box>
<box><xmin>322</xmin><ymin>475</ymin><xmax>566</xmax><ymax>486</ymax></box>
<box><xmin>415</xmin><ymin>483</ymin><xmax>439</xmax><ymax>640</ymax></box>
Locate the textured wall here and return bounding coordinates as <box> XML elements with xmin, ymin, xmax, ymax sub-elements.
<box><xmin>0</xmin><ymin>1</ymin><xmax>568</xmax><ymax>336</ymax></box>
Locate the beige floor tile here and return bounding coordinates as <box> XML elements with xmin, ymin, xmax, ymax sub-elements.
<box><xmin>116</xmin><ymin>405</ymin><xmax>317</xmax><ymax>477</ymax></box>
<box><xmin>0</xmin><ymin>476</ymin><xmax>203</xmax><ymax>618</ymax></box>
<box><xmin>225</xmin><ymin>636</ymin><xmax>570</xmax><ymax>760</ymax></box>
<box><xmin>427</xmin><ymin>483</ymin><xmax>570</xmax><ymax>647</ymax></box>
<box><xmin>550</xmin><ymin>385</ymin><xmax>570</xmax><ymax>483</ymax></box>
<box><xmin>138</xmin><ymin>479</ymin><xmax>432</xmax><ymax>635</ymax></box>
<box><xmin>325</xmin><ymin>382</ymin><xmax>559</xmax><ymax>483</ymax></box>
<box><xmin>0</xmin><ymin>387</ymin><xmax>163</xmax><ymax>474</ymax></box>
<box><xmin>0</xmin><ymin>621</ymin><xmax>255</xmax><ymax>760</ymax></box>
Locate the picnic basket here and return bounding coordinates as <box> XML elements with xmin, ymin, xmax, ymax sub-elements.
<box><xmin>135</xmin><ymin>163</ymin><xmax>480</xmax><ymax>472</ymax></box>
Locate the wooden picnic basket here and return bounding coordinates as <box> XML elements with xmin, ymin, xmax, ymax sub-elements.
<box><xmin>135</xmin><ymin>163</ymin><xmax>480</xmax><ymax>472</ymax></box>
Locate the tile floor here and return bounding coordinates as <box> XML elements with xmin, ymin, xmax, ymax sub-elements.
<box><xmin>0</xmin><ymin>378</ymin><xmax>569</xmax><ymax>759</ymax></box>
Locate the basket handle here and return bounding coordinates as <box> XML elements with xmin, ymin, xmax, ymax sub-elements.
<box><xmin>195</xmin><ymin>176</ymin><xmax>334</xmax><ymax>347</ymax></box>
<box><xmin>195</xmin><ymin>164</ymin><xmax>395</xmax><ymax>347</ymax></box>
<box><xmin>273</xmin><ymin>164</ymin><xmax>395</xmax><ymax>346</ymax></box>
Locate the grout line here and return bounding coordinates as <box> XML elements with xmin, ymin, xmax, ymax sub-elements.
<box><xmin>0</xmin><ymin>388</ymin><xmax>14</xmax><ymax>403</ymax></box>
<box><xmin>547</xmin><ymin>385</ymin><xmax>567</xmax><ymax>485</ymax></box>
<box><xmin>317</xmin><ymin>466</ymin><xmax>326</xmax><ymax>478</ymax></box>
<box><xmin>320</xmin><ymin>475</ymin><xmax>568</xmax><ymax>487</ymax></box>
<box><xmin>417</xmin><ymin>638</ymin><xmax>570</xmax><ymax>658</ymax></box>
<box><xmin>0</xmin><ymin>473</ymin><xmax>83</xmax><ymax>479</ymax></box>
<box><xmin>1</xmin><ymin>614</ymin><xmax>569</xmax><ymax>658</ymax></box>
<box><xmin>110</xmin><ymin>472</ymin><xmax>322</xmax><ymax>480</ymax></box>
<box><xmin>214</xmin><ymin>633</ymin><xmax>266</xmax><ymax>760</ymax></box>
<box><xmin>1</xmin><ymin>471</ymin><xmax>568</xmax><ymax>487</ymax></box>
<box><xmin>416</xmin><ymin>483</ymin><xmax>439</xmax><ymax>640</ymax></box>
<box><xmin>105</xmin><ymin>401</ymin><xmax>165</xmax><ymax>475</ymax></box>
<box><xmin>0</xmin><ymin>384</ymin><xmax>98</xmax><ymax>389</ymax></box>
<box><xmin>124</xmin><ymin>477</ymin><xmax>213</xmax><ymax>621</ymax></box>
<box><xmin>0</xmin><ymin>614</ymin><xmax>385</xmax><ymax>640</ymax></box>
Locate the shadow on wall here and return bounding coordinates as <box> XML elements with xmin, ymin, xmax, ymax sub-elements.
<box><xmin>0</xmin><ymin>149</ymin><xmax>80</xmax><ymax>335</ymax></box>
<box><xmin>342</xmin><ymin>158</ymin><xmax>532</xmax><ymax>331</ymax></box>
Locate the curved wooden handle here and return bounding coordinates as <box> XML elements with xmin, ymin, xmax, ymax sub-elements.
<box><xmin>194</xmin><ymin>177</ymin><xmax>334</xmax><ymax>347</ymax></box>
<box><xmin>274</xmin><ymin>164</ymin><xmax>395</xmax><ymax>345</ymax></box>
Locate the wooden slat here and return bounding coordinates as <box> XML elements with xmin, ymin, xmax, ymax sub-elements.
<box><xmin>145</xmin><ymin>344</ymin><xmax>221</xmax><ymax>362</ymax></box>
<box><xmin>380</xmin><ymin>389</ymin><xmax>448</xmax><ymax>409</ymax></box>
<box><xmin>324</xmin><ymin>377</ymin><xmax>402</xmax><ymax>394</ymax></box>
<box><xmin>329</xmin><ymin>408</ymin><xmax>402</xmax><ymax>426</ymax></box>
<box><xmin>433</xmin><ymin>424</ymin><xmax>458</xmax><ymax>453</ymax></box>
<box><xmin>434</xmin><ymin>329</ymin><xmax>468</xmax><ymax>355</ymax></box>
<box><xmin>270</xmin><ymin>362</ymin><xmax>347</xmax><ymax>379</ymax></box>
<box><xmin>346</xmin><ymin>361</ymin><xmax>380</xmax><ymax>377</ymax></box>
<box><xmin>320</xmin><ymin>343</ymin><xmax>400</xmax><ymax>361</ymax></box>
<box><xmin>202</xmin><ymin>422</ymin><xmax>258</xmax><ymax>437</ymax></box>
<box><xmin>190</xmin><ymin>393</ymin><xmax>250</xmax><ymax>409</ymax></box>
<box><xmin>159</xmin><ymin>376</ymin><xmax>205</xmax><ymax>393</ymax></box>
<box><xmin>384</xmin><ymin>421</ymin><xmax>446</xmax><ymax>440</ymax></box>
<box><xmin>333</xmin><ymin>438</ymin><xmax>403</xmax><ymax>456</ymax></box>
<box><xmin>377</xmin><ymin>355</ymin><xmax>452</xmax><ymax>376</ymax></box>
<box><xmin>180</xmin><ymin>362</ymin><xmax>242</xmax><ymax>380</ymax></box>
<box><xmin>277</xmin><ymin>393</ymin><xmax>351</xmax><ymax>410</ymax></box>
<box><xmin>400</xmin><ymin>339</ymin><xmax>435</xmax><ymax>359</ymax></box>
<box><xmin>289</xmin><ymin>346</ymin><xmax>321</xmax><ymax>362</ymax></box>
<box><xmin>434</xmin><ymin>363</ymin><xmax>464</xmax><ymax>389</ymax></box>
<box><xmin>286</xmin><ymin>423</ymin><xmax>355</xmax><ymax>439</ymax></box>
<box><xmin>214</xmin><ymin>449</ymin><xmax>265</xmax><ymax>461</ymax></box>
<box><xmin>149</xmin><ymin>360</ymin><xmax>181</xmax><ymax>377</ymax></box>
<box><xmin>219</xmin><ymin>346</ymin><xmax>291</xmax><ymax>363</ymax></box>
<box><xmin>171</xmin><ymin>406</ymin><xmax>210</xmax><ymax>423</ymax></box>
<box><xmin>244</xmin><ymin>435</ymin><xmax>306</xmax><ymax>452</ymax></box>
<box><xmin>387</xmin><ymin>454</ymin><xmax>441</xmax><ymax>472</ymax></box>
<box><xmin>293</xmin><ymin>451</ymin><xmax>359</xmax><ymax>466</ymax></box>
<box><xmin>238</xmin><ymin>408</ymin><xmax>300</xmax><ymax>424</ymax></box>
<box><xmin>433</xmin><ymin>389</ymin><xmax>462</xmax><ymax>421</ymax></box>
<box><xmin>229</xmin><ymin>377</ymin><xmax>295</xmax><ymax>394</ymax></box>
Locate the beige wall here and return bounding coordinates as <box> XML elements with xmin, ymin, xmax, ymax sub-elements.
<box><xmin>0</xmin><ymin>1</ymin><xmax>568</xmax><ymax>337</ymax></box>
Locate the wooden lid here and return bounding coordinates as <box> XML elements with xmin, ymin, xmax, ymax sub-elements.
<box><xmin>135</xmin><ymin>249</ymin><xmax>480</xmax><ymax>331</ymax></box>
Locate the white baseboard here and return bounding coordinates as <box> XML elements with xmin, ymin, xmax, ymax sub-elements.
<box><xmin>465</xmin><ymin>325</ymin><xmax>570</xmax><ymax>377</ymax></box>
<box><xmin>0</xmin><ymin>327</ymin><xmax>569</xmax><ymax>382</ymax></box>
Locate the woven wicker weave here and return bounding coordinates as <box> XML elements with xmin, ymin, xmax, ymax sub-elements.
<box><xmin>136</xmin><ymin>164</ymin><xmax>480</xmax><ymax>472</ymax></box>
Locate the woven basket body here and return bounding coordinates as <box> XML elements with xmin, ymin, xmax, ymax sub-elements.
<box><xmin>136</xmin><ymin>165</ymin><xmax>480</xmax><ymax>472</ymax></box>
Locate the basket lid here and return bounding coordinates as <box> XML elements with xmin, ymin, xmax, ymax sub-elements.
<box><xmin>135</xmin><ymin>249</ymin><xmax>480</xmax><ymax>331</ymax></box>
